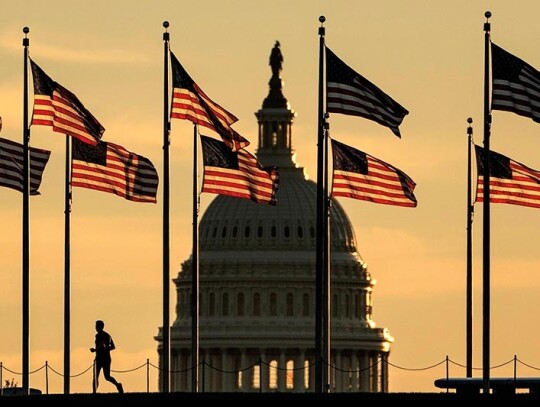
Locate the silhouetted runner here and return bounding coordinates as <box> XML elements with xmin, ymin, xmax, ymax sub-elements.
<box><xmin>90</xmin><ymin>320</ymin><xmax>123</xmax><ymax>393</ymax></box>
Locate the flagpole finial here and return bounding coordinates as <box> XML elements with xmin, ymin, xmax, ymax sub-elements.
<box><xmin>467</xmin><ymin>117</ymin><xmax>473</xmax><ymax>136</ymax></box>
<box><xmin>23</xmin><ymin>27</ymin><xmax>29</xmax><ymax>46</ymax></box>
<box><xmin>163</xmin><ymin>21</ymin><xmax>169</xmax><ymax>41</ymax></box>
<box><xmin>484</xmin><ymin>11</ymin><xmax>491</xmax><ymax>34</ymax></box>
<box><xmin>319</xmin><ymin>16</ymin><xmax>325</xmax><ymax>36</ymax></box>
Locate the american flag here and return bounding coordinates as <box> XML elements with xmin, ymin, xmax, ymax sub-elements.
<box><xmin>30</xmin><ymin>59</ymin><xmax>105</xmax><ymax>146</ymax></box>
<box><xmin>474</xmin><ymin>144</ymin><xmax>540</xmax><ymax>208</ymax></box>
<box><xmin>326</xmin><ymin>46</ymin><xmax>409</xmax><ymax>138</ymax></box>
<box><xmin>0</xmin><ymin>137</ymin><xmax>51</xmax><ymax>195</ymax></box>
<box><xmin>330</xmin><ymin>138</ymin><xmax>417</xmax><ymax>207</ymax></box>
<box><xmin>200</xmin><ymin>135</ymin><xmax>279</xmax><ymax>205</ymax></box>
<box><xmin>170</xmin><ymin>51</ymin><xmax>249</xmax><ymax>151</ymax></box>
<box><xmin>491</xmin><ymin>42</ymin><xmax>540</xmax><ymax>124</ymax></box>
<box><xmin>71</xmin><ymin>138</ymin><xmax>159</xmax><ymax>203</ymax></box>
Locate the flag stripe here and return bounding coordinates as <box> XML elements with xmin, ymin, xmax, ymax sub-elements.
<box><xmin>30</xmin><ymin>59</ymin><xmax>104</xmax><ymax>145</ymax></box>
<box><xmin>203</xmin><ymin>169</ymin><xmax>277</xmax><ymax>199</ymax></box>
<box><xmin>0</xmin><ymin>137</ymin><xmax>51</xmax><ymax>195</ymax></box>
<box><xmin>475</xmin><ymin>144</ymin><xmax>540</xmax><ymax>208</ymax></box>
<box><xmin>325</xmin><ymin>46</ymin><xmax>409</xmax><ymax>138</ymax></box>
<box><xmin>491</xmin><ymin>42</ymin><xmax>540</xmax><ymax>124</ymax></box>
<box><xmin>71</xmin><ymin>139</ymin><xmax>158</xmax><ymax>203</ymax></box>
<box><xmin>327</xmin><ymin>83</ymin><xmax>405</xmax><ymax>129</ymax></box>
<box><xmin>169</xmin><ymin>51</ymin><xmax>249</xmax><ymax>151</ymax></box>
<box><xmin>200</xmin><ymin>135</ymin><xmax>278</xmax><ymax>205</ymax></box>
<box><xmin>330</xmin><ymin>139</ymin><xmax>417</xmax><ymax>208</ymax></box>
<box><xmin>171</xmin><ymin>89</ymin><xmax>217</xmax><ymax>129</ymax></box>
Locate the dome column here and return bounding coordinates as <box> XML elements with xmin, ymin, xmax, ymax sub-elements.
<box><xmin>370</xmin><ymin>353</ymin><xmax>378</xmax><ymax>392</ymax></box>
<box><xmin>278</xmin><ymin>351</ymin><xmax>286</xmax><ymax>391</ymax></box>
<box><xmin>381</xmin><ymin>353</ymin><xmax>389</xmax><ymax>393</ymax></box>
<box><xmin>335</xmin><ymin>351</ymin><xmax>343</xmax><ymax>392</ymax></box>
<box><xmin>181</xmin><ymin>351</ymin><xmax>189</xmax><ymax>391</ymax></box>
<box><xmin>222</xmin><ymin>349</ymin><xmax>235</xmax><ymax>390</ymax></box>
<box><xmin>169</xmin><ymin>350</ymin><xmax>177</xmax><ymax>391</ymax></box>
<box><xmin>360</xmin><ymin>351</ymin><xmax>369</xmax><ymax>391</ymax></box>
<box><xmin>307</xmin><ymin>352</ymin><xmax>315</xmax><ymax>392</ymax></box>
<box><xmin>241</xmin><ymin>351</ymin><xmax>250</xmax><ymax>391</ymax></box>
<box><xmin>260</xmin><ymin>350</ymin><xmax>269</xmax><ymax>392</ymax></box>
<box><xmin>208</xmin><ymin>351</ymin><xmax>219</xmax><ymax>392</ymax></box>
<box><xmin>353</xmin><ymin>353</ymin><xmax>360</xmax><ymax>391</ymax></box>
<box><xmin>293</xmin><ymin>350</ymin><xmax>304</xmax><ymax>392</ymax></box>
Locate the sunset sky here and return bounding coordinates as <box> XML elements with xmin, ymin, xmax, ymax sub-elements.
<box><xmin>2</xmin><ymin>0</ymin><xmax>540</xmax><ymax>394</ymax></box>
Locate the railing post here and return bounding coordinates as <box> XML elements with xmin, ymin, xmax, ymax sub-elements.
<box><xmin>45</xmin><ymin>360</ymin><xmax>49</xmax><ymax>395</ymax></box>
<box><xmin>514</xmin><ymin>355</ymin><xmax>517</xmax><ymax>383</ymax></box>
<box><xmin>445</xmin><ymin>355</ymin><xmax>449</xmax><ymax>393</ymax></box>
<box><xmin>147</xmin><ymin>358</ymin><xmax>150</xmax><ymax>393</ymax></box>
<box><xmin>0</xmin><ymin>361</ymin><xmax>3</xmax><ymax>395</ymax></box>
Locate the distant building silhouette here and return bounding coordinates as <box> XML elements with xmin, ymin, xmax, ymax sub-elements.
<box><xmin>155</xmin><ymin>42</ymin><xmax>393</xmax><ymax>393</ymax></box>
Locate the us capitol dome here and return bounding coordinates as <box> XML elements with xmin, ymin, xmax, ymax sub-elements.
<box><xmin>156</xmin><ymin>41</ymin><xmax>394</xmax><ymax>393</ymax></box>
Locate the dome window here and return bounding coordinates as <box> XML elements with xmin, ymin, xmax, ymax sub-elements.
<box><xmin>269</xmin><ymin>360</ymin><xmax>278</xmax><ymax>389</ymax></box>
<box><xmin>209</xmin><ymin>293</ymin><xmax>216</xmax><ymax>317</ymax></box>
<box><xmin>271</xmin><ymin>225</ymin><xmax>277</xmax><ymax>238</ymax></box>
<box><xmin>297</xmin><ymin>226</ymin><xmax>303</xmax><ymax>238</ymax></box>
<box><xmin>237</xmin><ymin>293</ymin><xmax>245</xmax><ymax>316</ymax></box>
<box><xmin>286</xmin><ymin>293</ymin><xmax>294</xmax><ymax>316</ymax></box>
<box><xmin>272</xmin><ymin>122</ymin><xmax>278</xmax><ymax>147</ymax></box>
<box><xmin>221</xmin><ymin>227</ymin><xmax>227</xmax><ymax>238</ymax></box>
<box><xmin>212</xmin><ymin>227</ymin><xmax>218</xmax><ymax>238</ymax></box>
<box><xmin>310</xmin><ymin>226</ymin><xmax>315</xmax><ymax>239</ymax></box>
<box><xmin>253</xmin><ymin>293</ymin><xmax>261</xmax><ymax>316</ymax></box>
<box><xmin>252</xmin><ymin>365</ymin><xmax>261</xmax><ymax>389</ymax></box>
<box><xmin>332</xmin><ymin>293</ymin><xmax>339</xmax><ymax>318</ymax></box>
<box><xmin>304</xmin><ymin>360</ymin><xmax>310</xmax><ymax>390</ymax></box>
<box><xmin>269</xmin><ymin>292</ymin><xmax>277</xmax><ymax>316</ymax></box>
<box><xmin>286</xmin><ymin>361</ymin><xmax>294</xmax><ymax>389</ymax></box>
<box><xmin>232</xmin><ymin>226</ymin><xmax>238</xmax><ymax>238</ymax></box>
<box><xmin>302</xmin><ymin>293</ymin><xmax>310</xmax><ymax>317</ymax></box>
<box><xmin>244</xmin><ymin>226</ymin><xmax>251</xmax><ymax>238</ymax></box>
<box><xmin>284</xmin><ymin>226</ymin><xmax>290</xmax><ymax>238</ymax></box>
<box><xmin>257</xmin><ymin>226</ymin><xmax>263</xmax><ymax>238</ymax></box>
<box><xmin>222</xmin><ymin>293</ymin><xmax>229</xmax><ymax>316</ymax></box>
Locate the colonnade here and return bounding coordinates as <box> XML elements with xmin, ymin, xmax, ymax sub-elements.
<box><xmin>170</xmin><ymin>347</ymin><xmax>388</xmax><ymax>393</ymax></box>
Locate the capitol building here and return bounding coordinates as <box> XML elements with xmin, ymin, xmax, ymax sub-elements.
<box><xmin>156</xmin><ymin>42</ymin><xmax>393</xmax><ymax>393</ymax></box>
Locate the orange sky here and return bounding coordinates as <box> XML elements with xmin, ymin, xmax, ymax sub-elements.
<box><xmin>2</xmin><ymin>0</ymin><xmax>540</xmax><ymax>394</ymax></box>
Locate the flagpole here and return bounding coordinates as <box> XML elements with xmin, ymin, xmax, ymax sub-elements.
<box><xmin>22</xmin><ymin>26</ymin><xmax>30</xmax><ymax>395</ymax></box>
<box><xmin>482</xmin><ymin>11</ymin><xmax>492</xmax><ymax>394</ymax></box>
<box><xmin>64</xmin><ymin>135</ymin><xmax>72</xmax><ymax>394</ymax></box>
<box><xmin>162</xmin><ymin>21</ymin><xmax>171</xmax><ymax>393</ymax></box>
<box><xmin>466</xmin><ymin>117</ymin><xmax>473</xmax><ymax>378</ymax></box>
<box><xmin>323</xmin><ymin>112</ymin><xmax>330</xmax><ymax>392</ymax></box>
<box><xmin>315</xmin><ymin>15</ymin><xmax>326</xmax><ymax>394</ymax></box>
<box><xmin>191</xmin><ymin>124</ymin><xmax>199</xmax><ymax>392</ymax></box>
